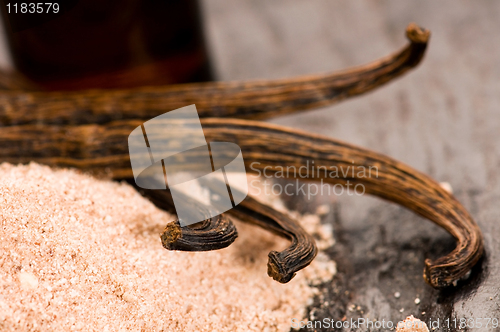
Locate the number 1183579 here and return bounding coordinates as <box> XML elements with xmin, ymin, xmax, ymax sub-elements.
<box><xmin>6</xmin><ymin>3</ymin><xmax>59</xmax><ymax>14</ymax></box>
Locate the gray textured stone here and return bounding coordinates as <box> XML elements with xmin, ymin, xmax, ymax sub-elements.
<box><xmin>202</xmin><ymin>1</ymin><xmax>500</xmax><ymax>330</ymax></box>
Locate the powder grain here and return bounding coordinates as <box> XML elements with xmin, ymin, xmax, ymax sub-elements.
<box><xmin>0</xmin><ymin>163</ymin><xmax>335</xmax><ymax>331</ymax></box>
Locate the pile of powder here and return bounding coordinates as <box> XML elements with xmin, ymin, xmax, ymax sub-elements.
<box><xmin>0</xmin><ymin>163</ymin><xmax>336</xmax><ymax>331</ymax></box>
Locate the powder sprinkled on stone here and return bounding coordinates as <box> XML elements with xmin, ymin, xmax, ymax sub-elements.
<box><xmin>396</xmin><ymin>315</ymin><xmax>429</xmax><ymax>332</ymax></box>
<box><xmin>0</xmin><ymin>163</ymin><xmax>336</xmax><ymax>331</ymax></box>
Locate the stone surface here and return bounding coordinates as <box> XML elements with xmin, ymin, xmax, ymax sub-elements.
<box><xmin>0</xmin><ymin>1</ymin><xmax>498</xmax><ymax>330</ymax></box>
<box><xmin>202</xmin><ymin>1</ymin><xmax>500</xmax><ymax>331</ymax></box>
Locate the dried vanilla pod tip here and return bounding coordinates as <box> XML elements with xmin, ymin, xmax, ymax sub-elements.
<box><xmin>160</xmin><ymin>215</ymin><xmax>238</xmax><ymax>252</ymax></box>
<box><xmin>230</xmin><ymin>195</ymin><xmax>318</xmax><ymax>284</ymax></box>
<box><xmin>198</xmin><ymin>177</ymin><xmax>318</xmax><ymax>283</ymax></box>
<box><xmin>0</xmin><ymin>23</ymin><xmax>429</xmax><ymax>126</ymax></box>
<box><xmin>129</xmin><ymin>183</ymin><xmax>238</xmax><ymax>251</ymax></box>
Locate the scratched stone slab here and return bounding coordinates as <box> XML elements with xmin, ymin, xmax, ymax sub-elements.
<box><xmin>202</xmin><ymin>0</ymin><xmax>500</xmax><ymax>331</ymax></box>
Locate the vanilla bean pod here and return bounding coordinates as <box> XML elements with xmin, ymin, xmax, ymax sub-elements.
<box><xmin>0</xmin><ymin>117</ymin><xmax>483</xmax><ymax>288</ymax></box>
<box><xmin>0</xmin><ymin>23</ymin><xmax>478</xmax><ymax>288</ymax></box>
<box><xmin>129</xmin><ymin>182</ymin><xmax>238</xmax><ymax>251</ymax></box>
<box><xmin>198</xmin><ymin>177</ymin><xmax>318</xmax><ymax>283</ymax></box>
<box><xmin>0</xmin><ymin>24</ymin><xmax>428</xmax><ymax>126</ymax></box>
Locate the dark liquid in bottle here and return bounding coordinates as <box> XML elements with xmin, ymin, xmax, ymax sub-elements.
<box><xmin>0</xmin><ymin>0</ymin><xmax>213</xmax><ymax>90</ymax></box>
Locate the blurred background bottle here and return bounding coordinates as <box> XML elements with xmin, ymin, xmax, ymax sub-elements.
<box><xmin>0</xmin><ymin>0</ymin><xmax>213</xmax><ymax>90</ymax></box>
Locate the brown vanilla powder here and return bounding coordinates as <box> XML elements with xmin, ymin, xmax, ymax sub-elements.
<box><xmin>0</xmin><ymin>163</ymin><xmax>336</xmax><ymax>331</ymax></box>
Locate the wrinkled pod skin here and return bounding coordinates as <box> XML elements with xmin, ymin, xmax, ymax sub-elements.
<box><xmin>0</xmin><ymin>24</ymin><xmax>428</xmax><ymax>126</ymax></box>
<box><xmin>0</xmin><ymin>118</ymin><xmax>484</xmax><ymax>288</ymax></box>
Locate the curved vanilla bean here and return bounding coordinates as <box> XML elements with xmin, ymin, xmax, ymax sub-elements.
<box><xmin>202</xmin><ymin>119</ymin><xmax>484</xmax><ymax>289</ymax></box>
<box><xmin>160</xmin><ymin>215</ymin><xmax>238</xmax><ymax>252</ymax></box>
<box><xmin>0</xmin><ymin>23</ymin><xmax>429</xmax><ymax>126</ymax></box>
<box><xmin>199</xmin><ymin>177</ymin><xmax>318</xmax><ymax>283</ymax></box>
<box><xmin>0</xmin><ymin>117</ymin><xmax>483</xmax><ymax>288</ymax></box>
<box><xmin>128</xmin><ymin>157</ymin><xmax>316</xmax><ymax>282</ymax></box>
<box><xmin>129</xmin><ymin>183</ymin><xmax>238</xmax><ymax>251</ymax></box>
<box><xmin>233</xmin><ymin>197</ymin><xmax>318</xmax><ymax>283</ymax></box>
